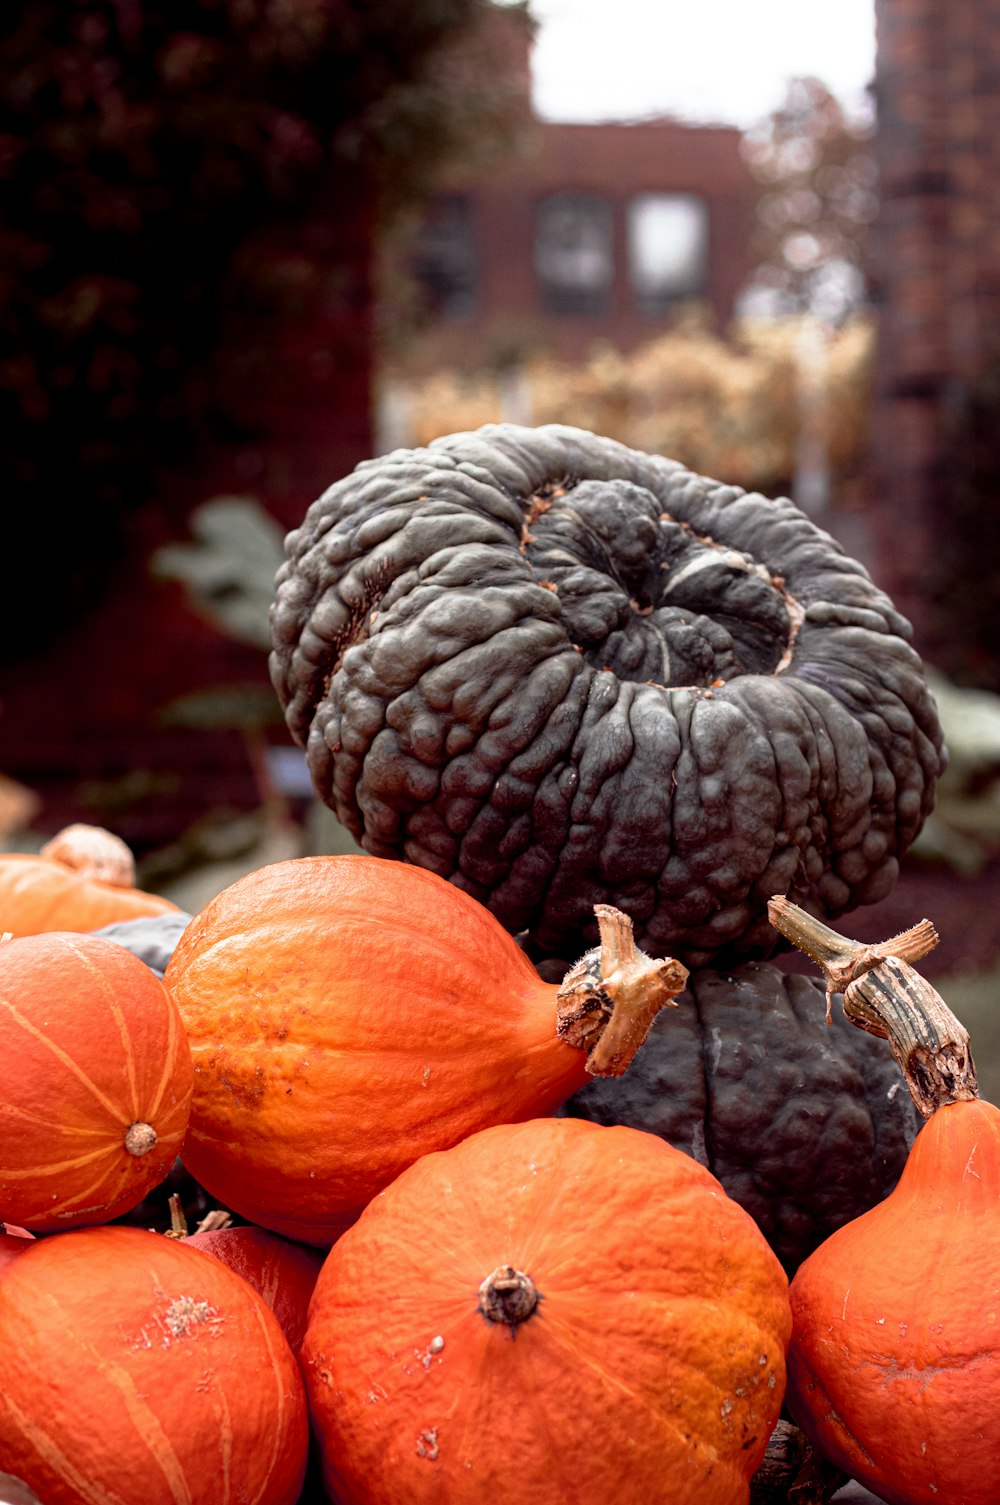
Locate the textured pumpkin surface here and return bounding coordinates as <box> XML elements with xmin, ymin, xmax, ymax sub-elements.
<box><xmin>184</xmin><ymin>1224</ymin><xmax>324</xmax><ymax>1353</ymax></box>
<box><xmin>786</xmin><ymin>1097</ymin><xmax>1000</xmax><ymax>1504</ymax></box>
<box><xmin>0</xmin><ymin>932</ymin><xmax>194</xmax><ymax>1230</ymax></box>
<box><xmin>302</xmin><ymin>1116</ymin><xmax>791</xmax><ymax>1505</ymax></box>
<box><xmin>164</xmin><ymin>854</ymin><xmax>600</xmax><ymax>1244</ymax></box>
<box><xmin>270</xmin><ymin>422</ymin><xmax>945</xmax><ymax>968</ymax></box>
<box><xmin>0</xmin><ymin>849</ymin><xmax>180</xmax><ymax>937</ymax></box>
<box><xmin>561</xmin><ymin>962</ymin><xmax>921</xmax><ymax>1273</ymax></box>
<box><xmin>0</xmin><ymin>1225</ymin><xmax>308</xmax><ymax>1505</ymax></box>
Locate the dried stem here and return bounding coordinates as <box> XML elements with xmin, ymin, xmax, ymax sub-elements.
<box><xmin>768</xmin><ymin>896</ymin><xmax>978</xmax><ymax>1117</ymax></box>
<box><xmin>556</xmin><ymin>905</ymin><xmax>688</xmax><ymax>1077</ymax></box>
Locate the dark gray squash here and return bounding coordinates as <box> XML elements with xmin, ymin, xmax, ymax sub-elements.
<box><xmin>559</xmin><ymin>961</ymin><xmax>921</xmax><ymax>1274</ymax></box>
<box><xmin>89</xmin><ymin>912</ymin><xmax>193</xmax><ymax>978</ymax></box>
<box><xmin>270</xmin><ymin>423</ymin><xmax>945</xmax><ymax>967</ymax></box>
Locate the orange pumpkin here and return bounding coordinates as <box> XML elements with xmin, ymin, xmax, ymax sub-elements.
<box><xmin>183</xmin><ymin>1224</ymin><xmax>325</xmax><ymax>1354</ymax></box>
<box><xmin>0</xmin><ymin>931</ymin><xmax>193</xmax><ymax>1230</ymax></box>
<box><xmin>301</xmin><ymin>1115</ymin><xmax>792</xmax><ymax>1505</ymax></box>
<box><xmin>0</xmin><ymin>823</ymin><xmax>181</xmax><ymax>937</ymax></box>
<box><xmin>0</xmin><ymin>1224</ymin><xmax>309</xmax><ymax>1505</ymax></box>
<box><xmin>786</xmin><ymin>1095</ymin><xmax>1000</xmax><ymax>1505</ymax></box>
<box><xmin>771</xmin><ymin>898</ymin><xmax>999</xmax><ymax>1505</ymax></box>
<box><xmin>164</xmin><ymin>854</ymin><xmax>687</xmax><ymax>1244</ymax></box>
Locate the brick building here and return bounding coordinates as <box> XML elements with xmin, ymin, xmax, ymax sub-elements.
<box><xmin>869</xmin><ymin>0</ymin><xmax>1000</xmax><ymax>665</ymax></box>
<box><xmin>394</xmin><ymin>9</ymin><xmax>756</xmax><ymax>371</ymax></box>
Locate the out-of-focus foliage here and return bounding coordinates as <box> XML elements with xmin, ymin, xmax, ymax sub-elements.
<box><xmin>0</xmin><ymin>0</ymin><xmax>520</xmax><ymax>657</ymax></box>
<box><xmin>152</xmin><ymin>496</ymin><xmax>286</xmax><ymax>651</ymax></box>
<box><xmin>740</xmin><ymin>76</ymin><xmax>877</xmax><ymax>326</ymax></box>
<box><xmin>381</xmin><ymin>312</ymin><xmax>875</xmax><ymax>500</ymax></box>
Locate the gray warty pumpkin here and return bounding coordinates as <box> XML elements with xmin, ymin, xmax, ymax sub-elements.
<box><xmin>269</xmin><ymin>423</ymin><xmax>945</xmax><ymax>967</ymax></box>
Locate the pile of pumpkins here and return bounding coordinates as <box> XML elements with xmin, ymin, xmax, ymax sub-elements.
<box><xmin>1</xmin><ymin>823</ymin><xmax>998</xmax><ymax>1505</ymax></box>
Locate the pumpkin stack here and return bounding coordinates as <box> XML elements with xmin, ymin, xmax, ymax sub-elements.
<box><xmin>0</xmin><ymin>427</ymin><xmax>955</xmax><ymax>1502</ymax></box>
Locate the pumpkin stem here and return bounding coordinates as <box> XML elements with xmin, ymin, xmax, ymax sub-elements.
<box><xmin>166</xmin><ymin>1193</ymin><xmax>189</xmax><ymax>1239</ymax></box>
<box><xmin>768</xmin><ymin>897</ymin><xmax>978</xmax><ymax>1118</ymax></box>
<box><xmin>767</xmin><ymin>895</ymin><xmax>938</xmax><ymax>1018</ymax></box>
<box><xmin>555</xmin><ymin>905</ymin><xmax>688</xmax><ymax>1077</ymax></box>
<box><xmin>478</xmin><ymin>1265</ymin><xmax>539</xmax><ymax>1330</ymax></box>
<box><xmin>123</xmin><ymin>1121</ymin><xmax>158</xmax><ymax>1157</ymax></box>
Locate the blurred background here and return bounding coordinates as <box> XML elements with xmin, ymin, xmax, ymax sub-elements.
<box><xmin>3</xmin><ymin>0</ymin><xmax>1000</xmax><ymax>1082</ymax></box>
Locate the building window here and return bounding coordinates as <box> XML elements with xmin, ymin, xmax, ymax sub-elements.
<box><xmin>534</xmin><ymin>193</ymin><xmax>614</xmax><ymax>316</ymax></box>
<box><xmin>412</xmin><ymin>194</ymin><xmax>478</xmax><ymax>319</ymax></box>
<box><xmin>627</xmin><ymin>193</ymin><xmax>708</xmax><ymax>316</ymax></box>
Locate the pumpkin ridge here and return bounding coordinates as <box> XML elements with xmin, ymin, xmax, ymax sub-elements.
<box><xmin>0</xmin><ymin>1387</ymin><xmax>120</xmax><ymax>1505</ymax></box>
<box><xmin>67</xmin><ymin>935</ymin><xmax>143</xmax><ymax>1121</ymax></box>
<box><xmin>13</xmin><ymin>1288</ymin><xmax>195</xmax><ymax>1504</ymax></box>
<box><xmin>0</xmin><ymin>991</ymin><xmax>127</xmax><ymax>1128</ymax></box>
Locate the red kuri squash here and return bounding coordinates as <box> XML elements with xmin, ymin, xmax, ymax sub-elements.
<box><xmin>0</xmin><ymin>931</ymin><xmax>193</xmax><ymax>1229</ymax></box>
<box><xmin>301</xmin><ymin>1115</ymin><xmax>792</xmax><ymax>1505</ymax></box>
<box><xmin>771</xmin><ymin>898</ymin><xmax>1000</xmax><ymax>1505</ymax></box>
<box><xmin>163</xmin><ymin>854</ymin><xmax>687</xmax><ymax>1244</ymax></box>
<box><xmin>0</xmin><ymin>823</ymin><xmax>181</xmax><ymax>937</ymax></box>
<box><xmin>0</xmin><ymin>1224</ymin><xmax>309</xmax><ymax>1505</ymax></box>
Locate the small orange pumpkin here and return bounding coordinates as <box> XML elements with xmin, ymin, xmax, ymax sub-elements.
<box><xmin>0</xmin><ymin>823</ymin><xmax>181</xmax><ymax>937</ymax></box>
<box><xmin>0</xmin><ymin>1224</ymin><xmax>309</xmax><ymax>1505</ymax></box>
<box><xmin>164</xmin><ymin>854</ymin><xmax>688</xmax><ymax>1244</ymax></box>
<box><xmin>771</xmin><ymin>898</ymin><xmax>1000</xmax><ymax>1505</ymax></box>
<box><xmin>301</xmin><ymin>1115</ymin><xmax>792</xmax><ymax>1505</ymax></box>
<box><xmin>0</xmin><ymin>931</ymin><xmax>194</xmax><ymax>1230</ymax></box>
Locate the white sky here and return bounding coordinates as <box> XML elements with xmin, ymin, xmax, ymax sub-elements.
<box><xmin>525</xmin><ymin>0</ymin><xmax>877</xmax><ymax>128</ymax></box>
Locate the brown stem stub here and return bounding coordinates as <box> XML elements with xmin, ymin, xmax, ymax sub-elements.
<box><xmin>844</xmin><ymin>958</ymin><xmax>979</xmax><ymax>1117</ymax></box>
<box><xmin>555</xmin><ymin>905</ymin><xmax>688</xmax><ymax>1077</ymax></box>
<box><xmin>768</xmin><ymin>896</ymin><xmax>978</xmax><ymax>1117</ymax></box>
<box><xmin>478</xmin><ymin>1266</ymin><xmax>539</xmax><ymax>1331</ymax></box>
<box><xmin>123</xmin><ymin>1121</ymin><xmax>157</xmax><ymax>1157</ymax></box>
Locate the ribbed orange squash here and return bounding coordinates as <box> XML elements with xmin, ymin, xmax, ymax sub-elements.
<box><xmin>301</xmin><ymin>1116</ymin><xmax>792</xmax><ymax>1505</ymax></box>
<box><xmin>0</xmin><ymin>824</ymin><xmax>181</xmax><ymax>937</ymax></box>
<box><xmin>0</xmin><ymin>931</ymin><xmax>193</xmax><ymax>1229</ymax></box>
<box><xmin>0</xmin><ymin>1225</ymin><xmax>309</xmax><ymax>1505</ymax></box>
<box><xmin>164</xmin><ymin>854</ymin><xmax>687</xmax><ymax>1245</ymax></box>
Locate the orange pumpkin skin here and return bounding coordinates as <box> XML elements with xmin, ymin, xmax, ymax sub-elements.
<box><xmin>301</xmin><ymin>1116</ymin><xmax>792</xmax><ymax>1505</ymax></box>
<box><xmin>164</xmin><ymin>856</ymin><xmax>609</xmax><ymax>1244</ymax></box>
<box><xmin>184</xmin><ymin>1224</ymin><xmax>325</xmax><ymax>1353</ymax></box>
<box><xmin>0</xmin><ymin>848</ymin><xmax>180</xmax><ymax>937</ymax></box>
<box><xmin>0</xmin><ymin>1224</ymin><xmax>308</xmax><ymax>1505</ymax></box>
<box><xmin>786</xmin><ymin>1097</ymin><xmax>1000</xmax><ymax>1505</ymax></box>
<box><xmin>0</xmin><ymin>932</ymin><xmax>194</xmax><ymax>1230</ymax></box>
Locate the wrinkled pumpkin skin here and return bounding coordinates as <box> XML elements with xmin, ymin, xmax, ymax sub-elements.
<box><xmin>561</xmin><ymin>962</ymin><xmax>921</xmax><ymax>1273</ymax></box>
<box><xmin>302</xmin><ymin>1116</ymin><xmax>792</xmax><ymax>1505</ymax></box>
<box><xmin>270</xmin><ymin>423</ymin><xmax>945</xmax><ymax>968</ymax></box>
